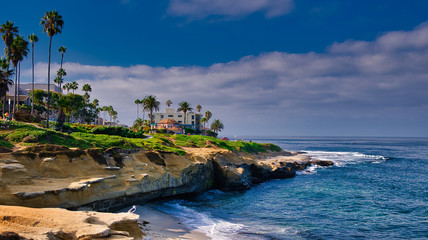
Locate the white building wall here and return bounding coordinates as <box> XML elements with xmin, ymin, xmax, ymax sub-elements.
<box><xmin>152</xmin><ymin>108</ymin><xmax>201</xmax><ymax>129</ymax></box>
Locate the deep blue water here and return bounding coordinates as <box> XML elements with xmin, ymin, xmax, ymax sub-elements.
<box><xmin>149</xmin><ymin>137</ymin><xmax>428</xmax><ymax>239</ymax></box>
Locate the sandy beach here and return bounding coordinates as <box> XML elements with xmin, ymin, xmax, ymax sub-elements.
<box><xmin>135</xmin><ymin>204</ymin><xmax>210</xmax><ymax>240</ymax></box>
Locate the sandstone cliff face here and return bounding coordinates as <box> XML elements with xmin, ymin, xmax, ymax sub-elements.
<box><xmin>0</xmin><ymin>205</ymin><xmax>141</xmax><ymax>240</ymax></box>
<box><xmin>0</xmin><ymin>146</ymin><xmax>331</xmax><ymax>212</ymax></box>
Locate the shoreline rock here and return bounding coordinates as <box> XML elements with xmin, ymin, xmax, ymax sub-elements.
<box><xmin>0</xmin><ymin>145</ymin><xmax>334</xmax><ymax>238</ymax></box>
<box><xmin>0</xmin><ymin>146</ymin><xmax>333</xmax><ymax>211</ymax></box>
<box><xmin>0</xmin><ymin>205</ymin><xmax>141</xmax><ymax>239</ymax></box>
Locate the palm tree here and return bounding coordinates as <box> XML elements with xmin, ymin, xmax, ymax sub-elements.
<box><xmin>54</xmin><ymin>74</ymin><xmax>63</xmax><ymax>89</ymax></box>
<box><xmin>92</xmin><ymin>99</ymin><xmax>99</xmax><ymax>107</ymax></box>
<box><xmin>166</xmin><ymin>99</ymin><xmax>172</xmax><ymax>108</ymax></box>
<box><xmin>177</xmin><ymin>101</ymin><xmax>193</xmax><ymax>127</ymax></box>
<box><xmin>58</xmin><ymin>46</ymin><xmax>66</xmax><ymax>69</ymax></box>
<box><xmin>196</xmin><ymin>104</ymin><xmax>202</xmax><ymax>113</ymax></box>
<box><xmin>28</xmin><ymin>34</ymin><xmax>39</xmax><ymax>115</ymax></box>
<box><xmin>141</xmin><ymin>98</ymin><xmax>147</xmax><ymax>121</ymax></box>
<box><xmin>112</xmin><ymin>110</ymin><xmax>118</xmax><ymax>124</ymax></box>
<box><xmin>142</xmin><ymin>95</ymin><xmax>160</xmax><ymax>126</ymax></box>
<box><xmin>62</xmin><ymin>82</ymin><xmax>71</xmax><ymax>94</ymax></box>
<box><xmin>82</xmin><ymin>83</ymin><xmax>91</xmax><ymax>102</ymax></box>
<box><xmin>71</xmin><ymin>81</ymin><xmax>78</xmax><ymax>93</ymax></box>
<box><xmin>133</xmin><ymin>118</ymin><xmax>144</xmax><ymax>129</ymax></box>
<box><xmin>41</xmin><ymin>10</ymin><xmax>64</xmax><ymax>128</ymax></box>
<box><xmin>134</xmin><ymin>99</ymin><xmax>142</xmax><ymax>119</ymax></box>
<box><xmin>57</xmin><ymin>46</ymin><xmax>66</xmax><ymax>94</ymax></box>
<box><xmin>201</xmin><ymin>117</ymin><xmax>207</xmax><ymax>129</ymax></box>
<box><xmin>106</xmin><ymin>105</ymin><xmax>115</xmax><ymax>126</ymax></box>
<box><xmin>204</xmin><ymin>110</ymin><xmax>212</xmax><ymax>127</ymax></box>
<box><xmin>0</xmin><ymin>59</ymin><xmax>13</xmax><ymax>116</ymax></box>
<box><xmin>0</xmin><ymin>21</ymin><xmax>18</xmax><ymax>62</ymax></box>
<box><xmin>10</xmin><ymin>35</ymin><xmax>28</xmax><ymax>115</ymax></box>
<box><xmin>0</xmin><ymin>21</ymin><xmax>17</xmax><ymax>116</ymax></box>
<box><xmin>210</xmin><ymin>119</ymin><xmax>224</xmax><ymax>134</ymax></box>
<box><xmin>55</xmin><ymin>68</ymin><xmax>66</xmax><ymax>90</ymax></box>
<box><xmin>82</xmin><ymin>83</ymin><xmax>91</xmax><ymax>94</ymax></box>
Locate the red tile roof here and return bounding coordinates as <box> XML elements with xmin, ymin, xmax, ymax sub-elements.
<box><xmin>158</xmin><ymin>119</ymin><xmax>179</xmax><ymax>124</ymax></box>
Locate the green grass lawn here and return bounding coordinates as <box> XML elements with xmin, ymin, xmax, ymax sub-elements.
<box><xmin>169</xmin><ymin>134</ymin><xmax>281</xmax><ymax>153</ymax></box>
<box><xmin>0</xmin><ymin>120</ymin><xmax>280</xmax><ymax>155</ymax></box>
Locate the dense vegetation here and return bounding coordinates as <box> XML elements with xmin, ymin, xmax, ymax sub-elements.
<box><xmin>61</xmin><ymin>123</ymin><xmax>146</xmax><ymax>138</ymax></box>
<box><xmin>0</xmin><ymin>121</ymin><xmax>281</xmax><ymax>155</ymax></box>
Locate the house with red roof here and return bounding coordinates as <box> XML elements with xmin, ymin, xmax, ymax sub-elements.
<box><xmin>154</xmin><ymin>119</ymin><xmax>184</xmax><ymax>134</ymax></box>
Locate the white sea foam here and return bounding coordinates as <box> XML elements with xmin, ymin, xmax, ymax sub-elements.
<box><xmin>157</xmin><ymin>201</ymin><xmax>299</xmax><ymax>239</ymax></box>
<box><xmin>296</xmin><ymin>164</ymin><xmax>320</xmax><ymax>175</ymax></box>
<box><xmin>157</xmin><ymin>202</ymin><xmax>245</xmax><ymax>240</ymax></box>
<box><xmin>303</xmin><ymin>151</ymin><xmax>386</xmax><ymax>168</ymax></box>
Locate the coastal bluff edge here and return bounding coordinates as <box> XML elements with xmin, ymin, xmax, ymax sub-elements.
<box><xmin>0</xmin><ymin>144</ymin><xmax>332</xmax><ymax>239</ymax></box>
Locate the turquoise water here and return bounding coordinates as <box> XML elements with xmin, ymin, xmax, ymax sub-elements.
<box><xmin>151</xmin><ymin>137</ymin><xmax>428</xmax><ymax>239</ymax></box>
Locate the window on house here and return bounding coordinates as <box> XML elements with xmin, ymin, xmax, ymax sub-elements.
<box><xmin>178</xmin><ymin>121</ymin><xmax>182</xmax><ymax>123</ymax></box>
<box><xmin>192</xmin><ymin>115</ymin><xmax>195</xmax><ymax>119</ymax></box>
<box><xmin>168</xmin><ymin>115</ymin><xmax>173</xmax><ymax>117</ymax></box>
<box><xmin>161</xmin><ymin>115</ymin><xmax>164</xmax><ymax>118</ymax></box>
<box><xmin>178</xmin><ymin>115</ymin><xmax>182</xmax><ymax>117</ymax></box>
<box><xmin>192</xmin><ymin>121</ymin><xmax>194</xmax><ymax>125</ymax></box>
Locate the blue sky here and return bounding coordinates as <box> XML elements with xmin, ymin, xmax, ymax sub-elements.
<box><xmin>2</xmin><ymin>0</ymin><xmax>428</xmax><ymax>137</ymax></box>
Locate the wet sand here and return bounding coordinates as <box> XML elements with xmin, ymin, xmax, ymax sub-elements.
<box><xmin>136</xmin><ymin>204</ymin><xmax>210</xmax><ymax>240</ymax></box>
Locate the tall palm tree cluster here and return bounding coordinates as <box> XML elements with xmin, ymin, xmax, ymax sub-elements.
<box><xmin>40</xmin><ymin>10</ymin><xmax>63</xmax><ymax>128</ymax></box>
<box><xmin>0</xmin><ymin>59</ymin><xmax>13</xmax><ymax>115</ymax></box>
<box><xmin>134</xmin><ymin>95</ymin><xmax>161</xmax><ymax>126</ymax></box>
<box><xmin>100</xmin><ymin>105</ymin><xmax>118</xmax><ymax>126</ymax></box>
<box><xmin>1</xmin><ymin>12</ymin><xmax>116</xmax><ymax>127</ymax></box>
<box><xmin>0</xmin><ymin>20</ymin><xmax>24</xmax><ymax>116</ymax></box>
<box><xmin>132</xmin><ymin>96</ymin><xmax>224</xmax><ymax>134</ymax></box>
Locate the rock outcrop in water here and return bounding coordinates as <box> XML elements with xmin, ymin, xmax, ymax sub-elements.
<box><xmin>0</xmin><ymin>145</ymin><xmax>332</xmax><ymax>212</ymax></box>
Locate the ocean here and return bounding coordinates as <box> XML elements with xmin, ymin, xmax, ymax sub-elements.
<box><xmin>141</xmin><ymin>137</ymin><xmax>428</xmax><ymax>239</ymax></box>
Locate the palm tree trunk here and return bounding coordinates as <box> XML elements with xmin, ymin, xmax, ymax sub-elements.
<box><xmin>184</xmin><ymin>111</ymin><xmax>187</xmax><ymax>128</ymax></box>
<box><xmin>136</xmin><ymin>103</ymin><xmax>139</xmax><ymax>119</ymax></box>
<box><xmin>31</xmin><ymin>42</ymin><xmax>35</xmax><ymax>115</ymax></box>
<box><xmin>46</xmin><ymin>36</ymin><xmax>52</xmax><ymax>128</ymax></box>
<box><xmin>17</xmin><ymin>62</ymin><xmax>20</xmax><ymax>112</ymax></box>
<box><xmin>3</xmin><ymin>96</ymin><xmax>6</xmax><ymax>118</ymax></box>
<box><xmin>12</xmin><ymin>67</ymin><xmax>17</xmax><ymax>116</ymax></box>
<box><xmin>2</xmin><ymin>96</ymin><xmax>5</xmax><ymax>118</ymax></box>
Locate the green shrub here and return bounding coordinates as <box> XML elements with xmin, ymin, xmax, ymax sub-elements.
<box><xmin>206</xmin><ymin>130</ymin><xmax>217</xmax><ymax>138</ymax></box>
<box><xmin>185</xmin><ymin>128</ymin><xmax>195</xmax><ymax>134</ymax></box>
<box><xmin>155</xmin><ymin>128</ymin><xmax>167</xmax><ymax>134</ymax></box>
<box><xmin>0</xmin><ymin>121</ymin><xmax>281</xmax><ymax>156</ymax></box>
<box><xmin>0</xmin><ymin>139</ymin><xmax>13</xmax><ymax>149</ymax></box>
<box><xmin>14</xmin><ymin>110</ymin><xmax>41</xmax><ymax>123</ymax></box>
<box><xmin>91</xmin><ymin>126</ymin><xmax>146</xmax><ymax>138</ymax></box>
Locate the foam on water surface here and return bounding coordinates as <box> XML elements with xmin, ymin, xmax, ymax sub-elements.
<box><xmin>156</xmin><ymin>201</ymin><xmax>245</xmax><ymax>240</ymax></box>
<box><xmin>304</xmin><ymin>150</ymin><xmax>386</xmax><ymax>167</ymax></box>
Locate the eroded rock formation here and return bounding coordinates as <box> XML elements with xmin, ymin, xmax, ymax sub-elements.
<box><xmin>0</xmin><ymin>205</ymin><xmax>141</xmax><ymax>240</ymax></box>
<box><xmin>0</xmin><ymin>145</ymin><xmax>332</xmax><ymax>212</ymax></box>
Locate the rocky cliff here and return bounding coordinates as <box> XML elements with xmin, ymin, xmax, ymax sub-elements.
<box><xmin>0</xmin><ymin>205</ymin><xmax>141</xmax><ymax>240</ymax></box>
<box><xmin>0</xmin><ymin>145</ymin><xmax>332</xmax><ymax>212</ymax></box>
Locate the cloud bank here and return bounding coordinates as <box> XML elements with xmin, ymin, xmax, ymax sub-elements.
<box><xmin>167</xmin><ymin>0</ymin><xmax>294</xmax><ymax>20</ymax></box>
<box><xmin>23</xmin><ymin>22</ymin><xmax>428</xmax><ymax>136</ymax></box>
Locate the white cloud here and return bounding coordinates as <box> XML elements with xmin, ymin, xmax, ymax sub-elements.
<box><xmin>21</xmin><ymin>22</ymin><xmax>428</xmax><ymax>136</ymax></box>
<box><xmin>167</xmin><ymin>0</ymin><xmax>294</xmax><ymax>20</ymax></box>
